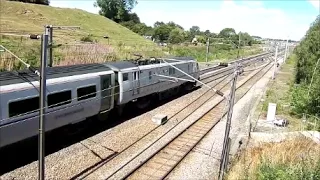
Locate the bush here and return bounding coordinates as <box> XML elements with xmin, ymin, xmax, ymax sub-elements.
<box><xmin>257</xmin><ymin>159</ymin><xmax>320</xmax><ymax>180</ymax></box>
<box><xmin>80</xmin><ymin>34</ymin><xmax>95</xmax><ymax>43</ymax></box>
<box><xmin>290</xmin><ymin>15</ymin><xmax>320</xmax><ymax>124</ymax></box>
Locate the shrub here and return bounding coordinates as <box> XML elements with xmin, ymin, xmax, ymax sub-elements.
<box><xmin>80</xmin><ymin>34</ymin><xmax>95</xmax><ymax>43</ymax></box>
<box><xmin>257</xmin><ymin>159</ymin><xmax>320</xmax><ymax>180</ymax></box>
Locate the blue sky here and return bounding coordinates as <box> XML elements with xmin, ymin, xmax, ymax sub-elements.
<box><xmin>50</xmin><ymin>0</ymin><xmax>320</xmax><ymax>41</ymax></box>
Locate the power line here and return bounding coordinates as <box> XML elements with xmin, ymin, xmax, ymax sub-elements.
<box><xmin>0</xmin><ymin>68</ymin><xmax>231</xmax><ymax>123</ymax></box>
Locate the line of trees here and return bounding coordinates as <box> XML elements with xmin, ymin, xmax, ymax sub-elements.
<box><xmin>94</xmin><ymin>0</ymin><xmax>260</xmax><ymax>46</ymax></box>
<box><xmin>291</xmin><ymin>15</ymin><xmax>320</xmax><ymax>121</ymax></box>
<box><xmin>8</xmin><ymin>0</ymin><xmax>260</xmax><ymax>46</ymax></box>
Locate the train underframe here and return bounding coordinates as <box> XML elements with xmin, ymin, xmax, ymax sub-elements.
<box><xmin>114</xmin><ymin>81</ymin><xmax>197</xmax><ymax>117</ymax></box>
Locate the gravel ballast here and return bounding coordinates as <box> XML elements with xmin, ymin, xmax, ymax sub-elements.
<box><xmin>0</xmin><ymin>59</ymin><xmax>268</xmax><ymax>179</ymax></box>
<box><xmin>1</xmin><ymin>69</ymin><xmax>232</xmax><ymax>179</ymax></box>
<box><xmin>166</xmin><ymin>66</ymin><xmax>275</xmax><ymax>180</ymax></box>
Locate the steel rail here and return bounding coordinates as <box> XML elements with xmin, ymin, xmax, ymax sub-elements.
<box><xmin>121</xmin><ymin>61</ymin><xmax>273</xmax><ymax>180</ymax></box>
<box><xmin>71</xmin><ymin>53</ymin><xmax>273</xmax><ymax>179</ymax></box>
<box><xmin>70</xmin><ymin>66</ymin><xmax>233</xmax><ymax>180</ymax></box>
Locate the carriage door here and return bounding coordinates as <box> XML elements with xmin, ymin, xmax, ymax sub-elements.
<box><xmin>132</xmin><ymin>71</ymin><xmax>140</xmax><ymax>95</ymax></box>
<box><xmin>100</xmin><ymin>74</ymin><xmax>112</xmax><ymax>112</ymax></box>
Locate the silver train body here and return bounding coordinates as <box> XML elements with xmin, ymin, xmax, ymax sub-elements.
<box><xmin>0</xmin><ymin>57</ymin><xmax>199</xmax><ymax>148</ymax></box>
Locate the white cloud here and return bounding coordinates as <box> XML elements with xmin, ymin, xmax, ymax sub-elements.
<box><xmin>308</xmin><ymin>0</ymin><xmax>320</xmax><ymax>9</ymax></box>
<box><xmin>135</xmin><ymin>0</ymin><xmax>313</xmax><ymax>41</ymax></box>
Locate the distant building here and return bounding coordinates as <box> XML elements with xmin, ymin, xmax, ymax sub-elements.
<box><xmin>191</xmin><ymin>37</ymin><xmax>198</xmax><ymax>45</ymax></box>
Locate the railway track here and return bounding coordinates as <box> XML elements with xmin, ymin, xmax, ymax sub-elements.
<box><xmin>70</xmin><ymin>58</ymin><xmax>271</xmax><ymax>179</ymax></box>
<box><xmin>0</xmin><ymin>52</ymin><xmax>274</xmax><ymax>177</ymax></box>
<box><xmin>198</xmin><ymin>52</ymin><xmax>273</xmax><ymax>76</ymax></box>
<box><xmin>103</xmin><ymin>58</ymin><xmax>274</xmax><ymax>180</ymax></box>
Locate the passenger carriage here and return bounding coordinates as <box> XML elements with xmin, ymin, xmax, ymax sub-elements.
<box><xmin>0</xmin><ymin>57</ymin><xmax>199</xmax><ymax>148</ymax></box>
<box><xmin>0</xmin><ymin>64</ymin><xmax>115</xmax><ymax>148</ymax></box>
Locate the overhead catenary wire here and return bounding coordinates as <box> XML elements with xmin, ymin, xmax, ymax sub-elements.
<box><xmin>0</xmin><ymin>69</ymin><xmax>233</xmax><ymax>123</ymax></box>
<box><xmin>103</xmin><ymin>75</ymin><xmax>236</xmax><ymax>180</ymax></box>
<box><xmin>0</xmin><ymin>73</ymin><xmax>233</xmax><ymax>127</ymax></box>
<box><xmin>242</xmin><ymin>58</ymin><xmax>273</xmax><ymax>72</ymax></box>
<box><xmin>0</xmin><ymin>53</ymin><xmax>272</xmax><ymax>122</ymax></box>
<box><xmin>1</xmin><ymin>53</ymin><xmax>273</xmax><ymax>121</ymax></box>
<box><xmin>0</xmin><ymin>45</ymin><xmax>40</xmax><ymax>76</ymax></box>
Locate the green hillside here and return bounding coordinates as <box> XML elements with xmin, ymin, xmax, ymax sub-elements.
<box><xmin>0</xmin><ymin>0</ymin><xmax>164</xmax><ymax>70</ymax></box>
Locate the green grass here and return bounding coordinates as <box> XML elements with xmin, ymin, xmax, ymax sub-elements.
<box><xmin>0</xmin><ymin>0</ymin><xmax>164</xmax><ymax>70</ymax></box>
<box><xmin>0</xmin><ymin>0</ymin><xmax>263</xmax><ymax>71</ymax></box>
<box><xmin>0</xmin><ymin>0</ymin><xmax>156</xmax><ymax>45</ymax></box>
<box><xmin>256</xmin><ymin>54</ymin><xmax>304</xmax><ymax>131</ymax></box>
<box><xmin>227</xmin><ymin>138</ymin><xmax>320</xmax><ymax>180</ymax></box>
<box><xmin>226</xmin><ymin>53</ymin><xmax>320</xmax><ymax>180</ymax></box>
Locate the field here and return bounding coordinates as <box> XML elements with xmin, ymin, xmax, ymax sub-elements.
<box><xmin>0</xmin><ymin>0</ymin><xmax>262</xmax><ymax>71</ymax></box>
<box><xmin>227</xmin><ymin>138</ymin><xmax>320</xmax><ymax>180</ymax></box>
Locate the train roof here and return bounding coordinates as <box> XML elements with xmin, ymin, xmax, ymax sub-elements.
<box><xmin>103</xmin><ymin>61</ymin><xmax>138</xmax><ymax>71</ymax></box>
<box><xmin>0</xmin><ymin>63</ymin><xmax>112</xmax><ymax>86</ymax></box>
<box><xmin>163</xmin><ymin>56</ymin><xmax>195</xmax><ymax>61</ymax></box>
<box><xmin>103</xmin><ymin>57</ymin><xmax>196</xmax><ymax>70</ymax></box>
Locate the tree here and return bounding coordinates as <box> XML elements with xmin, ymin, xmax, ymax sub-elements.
<box><xmin>204</xmin><ymin>30</ymin><xmax>211</xmax><ymax>37</ymax></box>
<box><xmin>290</xmin><ymin>15</ymin><xmax>320</xmax><ymax>119</ymax></box>
<box><xmin>219</xmin><ymin>28</ymin><xmax>236</xmax><ymax>38</ymax></box>
<box><xmin>126</xmin><ymin>12</ymin><xmax>140</xmax><ymax>23</ymax></box>
<box><xmin>9</xmin><ymin>0</ymin><xmax>50</xmax><ymax>5</ymax></box>
<box><xmin>239</xmin><ymin>32</ymin><xmax>253</xmax><ymax>46</ymax></box>
<box><xmin>195</xmin><ymin>35</ymin><xmax>206</xmax><ymax>44</ymax></box>
<box><xmin>168</xmin><ymin>28</ymin><xmax>185</xmax><ymax>44</ymax></box>
<box><xmin>154</xmin><ymin>24</ymin><xmax>172</xmax><ymax>42</ymax></box>
<box><xmin>154</xmin><ymin>21</ymin><xmax>165</xmax><ymax>28</ymax></box>
<box><xmin>295</xmin><ymin>15</ymin><xmax>320</xmax><ymax>83</ymax></box>
<box><xmin>167</xmin><ymin>21</ymin><xmax>184</xmax><ymax>30</ymax></box>
<box><xmin>189</xmin><ymin>26</ymin><xmax>200</xmax><ymax>36</ymax></box>
<box><xmin>94</xmin><ymin>0</ymin><xmax>137</xmax><ymax>23</ymax></box>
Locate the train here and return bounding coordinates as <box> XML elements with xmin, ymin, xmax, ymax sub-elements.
<box><xmin>0</xmin><ymin>57</ymin><xmax>200</xmax><ymax>148</ymax></box>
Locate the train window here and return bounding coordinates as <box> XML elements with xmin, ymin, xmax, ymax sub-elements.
<box><xmin>48</xmin><ymin>90</ymin><xmax>72</xmax><ymax>108</ymax></box>
<box><xmin>123</xmin><ymin>73</ymin><xmax>128</xmax><ymax>81</ymax></box>
<box><xmin>149</xmin><ymin>71</ymin><xmax>152</xmax><ymax>80</ymax></box>
<box><xmin>9</xmin><ymin>96</ymin><xmax>39</xmax><ymax>117</ymax></box>
<box><xmin>77</xmin><ymin>86</ymin><xmax>97</xmax><ymax>101</ymax></box>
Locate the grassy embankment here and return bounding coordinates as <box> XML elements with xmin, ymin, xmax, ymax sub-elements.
<box><xmin>0</xmin><ymin>0</ymin><xmax>262</xmax><ymax>71</ymax></box>
<box><xmin>226</xmin><ymin>54</ymin><xmax>320</xmax><ymax>179</ymax></box>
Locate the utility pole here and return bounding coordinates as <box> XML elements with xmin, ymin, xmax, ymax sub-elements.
<box><xmin>39</xmin><ymin>29</ymin><xmax>49</xmax><ymax>180</ymax></box>
<box><xmin>272</xmin><ymin>45</ymin><xmax>278</xmax><ymax>80</ymax></box>
<box><xmin>45</xmin><ymin>25</ymin><xmax>53</xmax><ymax>67</ymax></box>
<box><xmin>45</xmin><ymin>25</ymin><xmax>81</xmax><ymax>67</ymax></box>
<box><xmin>206</xmin><ymin>38</ymin><xmax>210</xmax><ymax>64</ymax></box>
<box><xmin>284</xmin><ymin>38</ymin><xmax>288</xmax><ymax>63</ymax></box>
<box><xmin>218</xmin><ymin>63</ymin><xmax>239</xmax><ymax>180</ymax></box>
<box><xmin>237</xmin><ymin>32</ymin><xmax>241</xmax><ymax>58</ymax></box>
